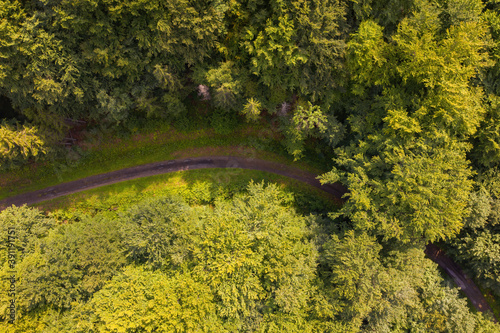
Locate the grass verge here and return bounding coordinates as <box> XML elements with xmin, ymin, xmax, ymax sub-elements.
<box><xmin>33</xmin><ymin>168</ymin><xmax>340</xmax><ymax>220</ymax></box>
<box><xmin>0</xmin><ymin>119</ymin><xmax>333</xmax><ymax>200</ymax></box>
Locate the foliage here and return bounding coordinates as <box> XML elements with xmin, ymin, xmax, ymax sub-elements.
<box><xmin>2</xmin><ymin>0</ymin><xmax>500</xmax><ymax>329</ymax></box>
<box><xmin>321</xmin><ymin>1</ymin><xmax>488</xmax><ymax>243</ymax></box>
<box><xmin>346</xmin><ymin>20</ymin><xmax>388</xmax><ymax>96</ymax></box>
<box><xmin>0</xmin><ymin>121</ymin><xmax>47</xmax><ymax>169</ymax></box>
<box><xmin>210</xmin><ymin>108</ymin><xmax>240</xmax><ymax>135</ymax></box>
<box><xmin>447</xmin><ymin>169</ymin><xmax>500</xmax><ymax>297</ymax></box>
<box><xmin>120</xmin><ymin>196</ymin><xmax>202</xmax><ymax>270</ymax></box>
<box><xmin>322</xmin><ymin>139</ymin><xmax>474</xmax><ymax>242</ymax></box>
<box><xmin>1</xmin><ymin>181</ymin><xmax>499</xmax><ymax>331</ymax></box>
<box><xmin>283</xmin><ymin>102</ymin><xmax>327</xmax><ymax>160</ymax></box>
<box><xmin>321</xmin><ymin>230</ymin><xmax>499</xmax><ymax>331</ymax></box>
<box><xmin>0</xmin><ymin>0</ymin><xmax>226</xmax><ymax>124</ymax></box>
<box><xmin>241</xmin><ymin>97</ymin><xmax>262</xmax><ymax>122</ymax></box>
<box><xmin>1</xmin><ymin>215</ymin><xmax>126</xmax><ymax>317</ymax></box>
<box><xmin>203</xmin><ymin>61</ymin><xmax>243</xmax><ymax>111</ymax></box>
<box><xmin>66</xmin><ymin>267</ymin><xmax>224</xmax><ymax>333</ymax></box>
<box><xmin>0</xmin><ymin>205</ymin><xmax>55</xmax><ymax>267</ymax></box>
<box><xmin>117</xmin><ymin>182</ymin><xmax>319</xmax><ymax>330</ymax></box>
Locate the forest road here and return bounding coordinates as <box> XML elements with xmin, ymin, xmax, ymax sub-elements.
<box><xmin>0</xmin><ymin>155</ymin><xmax>496</xmax><ymax>322</ymax></box>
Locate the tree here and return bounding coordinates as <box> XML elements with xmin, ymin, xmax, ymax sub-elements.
<box><xmin>244</xmin><ymin>14</ymin><xmax>307</xmax><ymax>93</ymax></box>
<box><xmin>347</xmin><ymin>0</ymin><xmax>417</xmax><ymax>34</ymax></box>
<box><xmin>201</xmin><ymin>61</ymin><xmax>243</xmax><ymax>111</ymax></box>
<box><xmin>447</xmin><ymin>169</ymin><xmax>500</xmax><ymax>297</ymax></box>
<box><xmin>0</xmin><ymin>0</ymin><xmax>227</xmax><ymax>126</ymax></box>
<box><xmin>0</xmin><ymin>121</ymin><xmax>47</xmax><ymax>169</ymax></box>
<box><xmin>322</xmin><ymin>138</ymin><xmax>474</xmax><ymax>242</ymax></box>
<box><xmin>63</xmin><ymin>266</ymin><xmax>224</xmax><ymax>333</ymax></box>
<box><xmin>208</xmin><ymin>0</ymin><xmax>347</xmax><ymax>114</ymax></box>
<box><xmin>0</xmin><ymin>0</ymin><xmax>22</xmax><ymax>89</ymax></box>
<box><xmin>0</xmin><ymin>205</ymin><xmax>55</xmax><ymax>267</ymax></box>
<box><xmin>0</xmin><ymin>205</ymin><xmax>56</xmax><ymax>322</ymax></box>
<box><xmin>190</xmin><ymin>182</ymin><xmax>318</xmax><ymax>330</ymax></box>
<box><xmin>320</xmin><ymin>230</ymin><xmax>499</xmax><ymax>331</ymax></box>
<box><xmin>120</xmin><ymin>196</ymin><xmax>202</xmax><ymax>270</ymax></box>
<box><xmin>115</xmin><ymin>182</ymin><xmax>320</xmax><ymax>331</ymax></box>
<box><xmin>241</xmin><ymin>97</ymin><xmax>262</xmax><ymax>122</ymax></box>
<box><xmin>322</xmin><ymin>1</ymin><xmax>488</xmax><ymax>242</ymax></box>
<box><xmin>471</xmin><ymin>3</ymin><xmax>500</xmax><ymax>167</ymax></box>
<box><xmin>8</xmin><ymin>215</ymin><xmax>126</xmax><ymax>315</ymax></box>
<box><xmin>283</xmin><ymin>102</ymin><xmax>327</xmax><ymax>160</ymax></box>
<box><xmin>345</xmin><ymin>20</ymin><xmax>388</xmax><ymax>97</ymax></box>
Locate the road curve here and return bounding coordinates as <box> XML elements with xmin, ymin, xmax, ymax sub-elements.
<box><xmin>0</xmin><ymin>156</ymin><xmax>348</xmax><ymax>208</ymax></box>
<box><xmin>0</xmin><ymin>155</ymin><xmax>496</xmax><ymax>321</ymax></box>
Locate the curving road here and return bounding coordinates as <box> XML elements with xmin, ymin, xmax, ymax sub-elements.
<box><xmin>0</xmin><ymin>156</ymin><xmax>348</xmax><ymax>208</ymax></box>
<box><xmin>0</xmin><ymin>155</ymin><xmax>496</xmax><ymax>321</ymax></box>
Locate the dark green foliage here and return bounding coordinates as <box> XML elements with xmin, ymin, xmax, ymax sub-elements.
<box><xmin>210</xmin><ymin>108</ymin><xmax>240</xmax><ymax>135</ymax></box>
<box><xmin>472</xmin><ymin>96</ymin><xmax>500</xmax><ymax>168</ymax></box>
<box><xmin>347</xmin><ymin>0</ymin><xmax>417</xmax><ymax>33</ymax></box>
<box><xmin>448</xmin><ymin>170</ymin><xmax>500</xmax><ymax>297</ymax></box>
<box><xmin>282</xmin><ymin>101</ymin><xmax>328</xmax><ymax>159</ymax></box>
<box><xmin>0</xmin><ymin>0</ymin><xmax>226</xmax><ymax>125</ymax></box>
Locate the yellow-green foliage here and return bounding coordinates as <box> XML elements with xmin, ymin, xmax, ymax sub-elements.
<box><xmin>0</xmin><ymin>122</ymin><xmax>47</xmax><ymax>165</ymax></box>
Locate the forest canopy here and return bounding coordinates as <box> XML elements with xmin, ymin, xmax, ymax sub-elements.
<box><xmin>1</xmin><ymin>0</ymin><xmax>500</xmax><ymax>330</ymax></box>
<box><xmin>0</xmin><ymin>184</ymin><xmax>498</xmax><ymax>332</ymax></box>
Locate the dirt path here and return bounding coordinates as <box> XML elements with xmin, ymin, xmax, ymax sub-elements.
<box><xmin>425</xmin><ymin>243</ymin><xmax>496</xmax><ymax>321</ymax></box>
<box><xmin>0</xmin><ymin>156</ymin><xmax>496</xmax><ymax>321</ymax></box>
<box><xmin>0</xmin><ymin>156</ymin><xmax>347</xmax><ymax>208</ymax></box>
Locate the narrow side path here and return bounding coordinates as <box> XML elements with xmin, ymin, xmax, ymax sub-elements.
<box><xmin>425</xmin><ymin>244</ymin><xmax>496</xmax><ymax>321</ymax></box>
<box><xmin>0</xmin><ymin>156</ymin><xmax>496</xmax><ymax>321</ymax></box>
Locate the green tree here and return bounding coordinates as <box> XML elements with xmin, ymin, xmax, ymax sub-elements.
<box><xmin>190</xmin><ymin>182</ymin><xmax>317</xmax><ymax>329</ymax></box>
<box><xmin>322</xmin><ymin>2</ymin><xmax>488</xmax><ymax>242</ymax></box>
<box><xmin>471</xmin><ymin>2</ymin><xmax>500</xmax><ymax>167</ymax></box>
<box><xmin>345</xmin><ymin>20</ymin><xmax>388</xmax><ymax>97</ymax></box>
<box><xmin>320</xmin><ymin>230</ymin><xmax>499</xmax><ymax>331</ymax></box>
<box><xmin>0</xmin><ymin>205</ymin><xmax>55</xmax><ymax>268</ymax></box>
<box><xmin>212</xmin><ymin>0</ymin><xmax>347</xmax><ymax>112</ymax></box>
<box><xmin>120</xmin><ymin>196</ymin><xmax>202</xmax><ymax>270</ymax></box>
<box><xmin>0</xmin><ymin>121</ymin><xmax>47</xmax><ymax>169</ymax></box>
<box><xmin>64</xmin><ymin>266</ymin><xmax>224</xmax><ymax>333</ymax></box>
<box><xmin>202</xmin><ymin>61</ymin><xmax>243</xmax><ymax>111</ymax></box>
<box><xmin>323</xmin><ymin>138</ymin><xmax>474</xmax><ymax>242</ymax></box>
<box><xmin>283</xmin><ymin>102</ymin><xmax>327</xmax><ymax>159</ymax></box>
<box><xmin>241</xmin><ymin>97</ymin><xmax>262</xmax><ymax>122</ymax></box>
<box><xmin>8</xmin><ymin>215</ymin><xmax>126</xmax><ymax>315</ymax></box>
<box><xmin>0</xmin><ymin>0</ymin><xmax>227</xmax><ymax>126</ymax></box>
<box><xmin>447</xmin><ymin>169</ymin><xmax>500</xmax><ymax>297</ymax></box>
<box><xmin>347</xmin><ymin>0</ymin><xmax>417</xmax><ymax>33</ymax></box>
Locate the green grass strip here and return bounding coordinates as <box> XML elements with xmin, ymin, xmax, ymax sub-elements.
<box><xmin>33</xmin><ymin>168</ymin><xmax>340</xmax><ymax>219</ymax></box>
<box><xmin>0</xmin><ymin>122</ymin><xmax>332</xmax><ymax>200</ymax></box>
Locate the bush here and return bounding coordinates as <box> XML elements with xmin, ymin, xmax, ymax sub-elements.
<box><xmin>210</xmin><ymin>109</ymin><xmax>239</xmax><ymax>135</ymax></box>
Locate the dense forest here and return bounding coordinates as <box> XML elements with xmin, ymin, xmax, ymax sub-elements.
<box><xmin>0</xmin><ymin>183</ymin><xmax>497</xmax><ymax>332</ymax></box>
<box><xmin>1</xmin><ymin>0</ymin><xmax>500</xmax><ymax>331</ymax></box>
